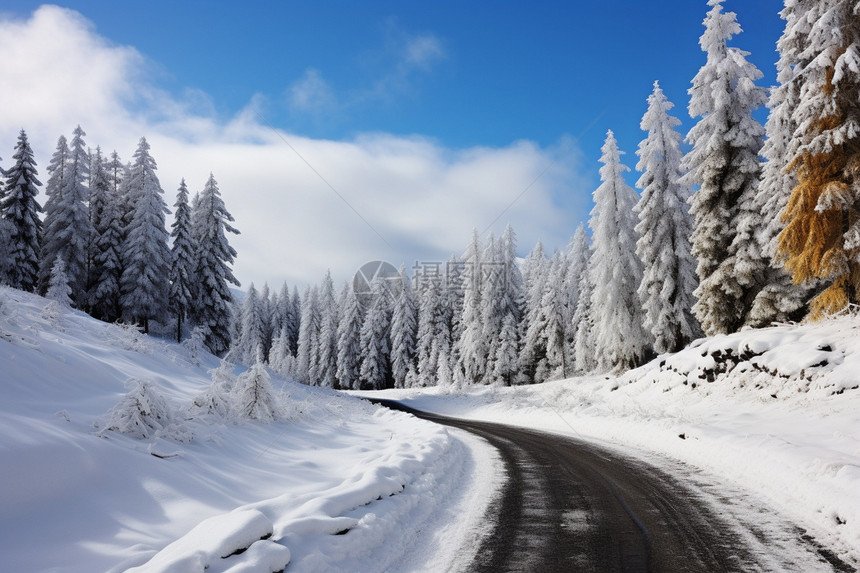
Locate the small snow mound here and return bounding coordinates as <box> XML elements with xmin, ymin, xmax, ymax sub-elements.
<box><xmin>127</xmin><ymin>509</ymin><xmax>276</xmax><ymax>573</ymax></box>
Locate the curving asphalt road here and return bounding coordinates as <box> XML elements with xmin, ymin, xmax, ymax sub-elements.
<box><xmin>371</xmin><ymin>399</ymin><xmax>855</xmax><ymax>573</ymax></box>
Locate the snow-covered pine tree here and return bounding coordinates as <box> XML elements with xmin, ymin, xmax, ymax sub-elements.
<box><xmin>492</xmin><ymin>312</ymin><xmax>519</xmax><ymax>386</ymax></box>
<box><xmin>777</xmin><ymin>0</ymin><xmax>860</xmax><ymax>318</ymax></box>
<box><xmin>416</xmin><ymin>267</ymin><xmax>443</xmax><ymax>386</ymax></box>
<box><xmin>234</xmin><ymin>356</ymin><xmax>280</xmax><ymax>422</ymax></box>
<box><xmin>235</xmin><ymin>283</ymin><xmax>267</xmax><ymax>366</ymax></box>
<box><xmin>443</xmin><ymin>254</ymin><xmax>463</xmax><ymax>367</ymax></box>
<box><xmin>168</xmin><ymin>179</ymin><xmax>194</xmax><ymax>341</ymax></box>
<box><xmin>456</xmin><ymin>230</ymin><xmax>485</xmax><ymax>384</ymax></box>
<box><xmin>46</xmin><ymin>256</ymin><xmax>72</xmax><ymax>306</ymax></box>
<box><xmin>296</xmin><ymin>285</ymin><xmax>321</xmax><ymax>385</ymax></box>
<box><xmin>748</xmin><ymin>1</ymin><xmax>814</xmax><ymax>327</ymax></box>
<box><xmin>272</xmin><ymin>282</ymin><xmax>290</xmax><ymax>348</ymax></box>
<box><xmin>317</xmin><ymin>272</ymin><xmax>339</xmax><ymax>388</ymax></box>
<box><xmin>37</xmin><ymin>136</ymin><xmax>67</xmax><ymax>292</ymax></box>
<box><xmin>41</xmin><ymin>127</ymin><xmax>92</xmax><ymax>305</ymax></box>
<box><xmin>389</xmin><ymin>265</ymin><xmax>417</xmax><ymax>388</ymax></box>
<box><xmin>336</xmin><ymin>285</ymin><xmax>364</xmax><ymax>390</ymax></box>
<box><xmin>89</xmin><ymin>151</ymin><xmax>125</xmax><ymax>321</ymax></box>
<box><xmin>518</xmin><ymin>240</ymin><xmax>548</xmax><ymax>383</ymax></box>
<box><xmin>537</xmin><ymin>251</ymin><xmax>568</xmax><ymax>381</ymax></box>
<box><xmin>288</xmin><ymin>285</ymin><xmax>301</xmax><ymax>356</ymax></box>
<box><xmin>259</xmin><ymin>283</ymin><xmax>275</xmax><ymax>361</ymax></box>
<box><xmin>87</xmin><ymin>147</ymin><xmax>110</xmax><ymax>300</ymax></box>
<box><xmin>590</xmin><ymin>130</ymin><xmax>649</xmax><ymax>372</ymax></box>
<box><xmin>359</xmin><ymin>275</ymin><xmax>392</xmax><ymax>390</ymax></box>
<box><xmin>563</xmin><ymin>224</ymin><xmax>589</xmax><ymax>371</ymax></box>
<box><xmin>634</xmin><ymin>81</ymin><xmax>700</xmax><ymax>354</ymax></box>
<box><xmin>499</xmin><ymin>223</ymin><xmax>524</xmax><ymax>324</ymax></box>
<box><xmin>572</xmin><ymin>251</ymin><xmax>596</xmax><ymax>374</ymax></box>
<box><xmin>0</xmin><ymin>130</ymin><xmax>42</xmax><ymax>291</ymax></box>
<box><xmin>479</xmin><ymin>234</ymin><xmax>507</xmax><ymax>383</ymax></box>
<box><xmin>190</xmin><ymin>173</ymin><xmax>240</xmax><ymax>355</ymax></box>
<box><xmin>120</xmin><ymin>137</ymin><xmax>170</xmax><ymax>333</ymax></box>
<box><xmin>684</xmin><ymin>0</ymin><xmax>767</xmax><ymax>334</ymax></box>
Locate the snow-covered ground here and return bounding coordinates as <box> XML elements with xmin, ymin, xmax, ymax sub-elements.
<box><xmin>0</xmin><ymin>287</ymin><xmax>500</xmax><ymax>573</ymax></box>
<box><xmin>367</xmin><ymin>316</ymin><xmax>860</xmax><ymax>568</ymax></box>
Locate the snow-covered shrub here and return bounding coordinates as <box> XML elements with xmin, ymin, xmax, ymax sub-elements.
<box><xmin>40</xmin><ymin>300</ymin><xmax>64</xmax><ymax>331</ymax></box>
<box><xmin>181</xmin><ymin>325</ymin><xmax>208</xmax><ymax>366</ymax></box>
<box><xmin>107</xmin><ymin>321</ymin><xmax>151</xmax><ymax>353</ymax></box>
<box><xmin>100</xmin><ymin>379</ymin><xmax>191</xmax><ymax>442</ymax></box>
<box><xmin>189</xmin><ymin>359</ymin><xmax>237</xmax><ymax>419</ymax></box>
<box><xmin>234</xmin><ymin>362</ymin><xmax>280</xmax><ymax>422</ymax></box>
<box><xmin>46</xmin><ymin>257</ymin><xmax>73</xmax><ymax>307</ymax></box>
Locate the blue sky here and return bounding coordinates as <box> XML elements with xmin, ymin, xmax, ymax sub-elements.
<box><xmin>0</xmin><ymin>1</ymin><xmax>785</xmax><ymax>288</ymax></box>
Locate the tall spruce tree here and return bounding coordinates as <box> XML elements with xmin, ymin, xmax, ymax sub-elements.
<box><xmin>336</xmin><ymin>286</ymin><xmax>364</xmax><ymax>390</ymax></box>
<box><xmin>359</xmin><ymin>275</ymin><xmax>392</xmax><ymax>390</ymax></box>
<box><xmin>455</xmin><ymin>230</ymin><xmax>485</xmax><ymax>384</ymax></box>
<box><xmin>89</xmin><ymin>151</ymin><xmax>125</xmax><ymax>321</ymax></box>
<box><xmin>390</xmin><ymin>265</ymin><xmax>417</xmax><ymax>388</ymax></box>
<box><xmin>120</xmin><ymin>137</ymin><xmax>170</xmax><ymax>332</ymax></box>
<box><xmin>0</xmin><ymin>130</ymin><xmax>42</xmax><ymax>291</ymax></box>
<box><xmin>563</xmin><ymin>224</ymin><xmax>589</xmax><ymax>371</ymax></box>
<box><xmin>41</xmin><ymin>127</ymin><xmax>91</xmax><ymax>305</ymax></box>
<box><xmin>296</xmin><ymin>285</ymin><xmax>321</xmax><ymax>384</ymax></box>
<box><xmin>777</xmin><ymin>0</ymin><xmax>860</xmax><ymax>318</ymax></box>
<box><xmin>168</xmin><ymin>179</ymin><xmax>194</xmax><ymax>341</ymax></box>
<box><xmin>191</xmin><ymin>173</ymin><xmax>240</xmax><ymax>354</ymax></box>
<box><xmin>589</xmin><ymin>130</ymin><xmax>648</xmax><ymax>372</ymax></box>
<box><xmin>317</xmin><ymin>272</ymin><xmax>339</xmax><ymax>388</ymax></box>
<box><xmin>684</xmin><ymin>0</ymin><xmax>767</xmax><ymax>334</ymax></box>
<box><xmin>748</xmin><ymin>0</ymin><xmax>813</xmax><ymax>326</ymax></box>
<box><xmin>635</xmin><ymin>82</ymin><xmax>700</xmax><ymax>353</ymax></box>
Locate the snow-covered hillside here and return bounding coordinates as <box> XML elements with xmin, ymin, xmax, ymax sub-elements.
<box><xmin>371</xmin><ymin>316</ymin><xmax>860</xmax><ymax>568</ymax></box>
<box><xmin>0</xmin><ymin>287</ymin><xmax>499</xmax><ymax>572</ymax></box>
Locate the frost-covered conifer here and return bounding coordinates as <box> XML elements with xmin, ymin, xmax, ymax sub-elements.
<box><xmin>336</xmin><ymin>286</ymin><xmax>364</xmax><ymax>389</ymax></box>
<box><xmin>572</xmin><ymin>253</ymin><xmax>596</xmax><ymax>374</ymax></box>
<box><xmin>46</xmin><ymin>257</ymin><xmax>72</xmax><ymax>306</ymax></box>
<box><xmin>102</xmin><ymin>380</ymin><xmax>186</xmax><ymax>441</ymax></box>
<box><xmin>288</xmin><ymin>286</ymin><xmax>301</xmax><ymax>356</ymax></box>
<box><xmin>296</xmin><ymin>286</ymin><xmax>321</xmax><ymax>384</ymax></box>
<box><xmin>235</xmin><ymin>284</ymin><xmax>267</xmax><ymax>366</ymax></box>
<box><xmin>635</xmin><ymin>82</ymin><xmax>700</xmax><ymax>353</ymax></box>
<box><xmin>748</xmin><ymin>1</ymin><xmax>813</xmax><ymax>326</ymax></box>
<box><xmin>563</xmin><ymin>224</ymin><xmax>589</xmax><ymax>370</ymax></box>
<box><xmin>519</xmin><ymin>240</ymin><xmax>548</xmax><ymax>383</ymax></box>
<box><xmin>168</xmin><ymin>179</ymin><xmax>195</xmax><ymax>342</ymax></box>
<box><xmin>590</xmin><ymin>131</ymin><xmax>648</xmax><ymax>372</ymax></box>
<box><xmin>777</xmin><ymin>0</ymin><xmax>860</xmax><ymax>318</ymax></box>
<box><xmin>389</xmin><ymin>266</ymin><xmax>417</xmax><ymax>388</ymax></box>
<box><xmin>89</xmin><ymin>151</ymin><xmax>125</xmax><ymax>321</ymax></box>
<box><xmin>0</xmin><ymin>130</ymin><xmax>42</xmax><ymax>291</ymax></box>
<box><xmin>359</xmin><ymin>276</ymin><xmax>392</xmax><ymax>390</ymax></box>
<box><xmin>492</xmin><ymin>313</ymin><xmax>519</xmax><ymax>386</ymax></box>
<box><xmin>456</xmin><ymin>230</ymin><xmax>485</xmax><ymax>384</ymax></box>
<box><xmin>317</xmin><ymin>272</ymin><xmax>339</xmax><ymax>388</ymax></box>
<box><xmin>120</xmin><ymin>137</ymin><xmax>171</xmax><ymax>332</ymax></box>
<box><xmin>416</xmin><ymin>268</ymin><xmax>444</xmax><ymax>386</ymax></box>
<box><xmin>168</xmin><ymin>180</ymin><xmax>194</xmax><ymax>341</ymax></box>
<box><xmin>190</xmin><ymin>173</ymin><xmax>240</xmax><ymax>354</ymax></box>
<box><xmin>234</xmin><ymin>358</ymin><xmax>280</xmax><ymax>422</ymax></box>
<box><xmin>684</xmin><ymin>0</ymin><xmax>767</xmax><ymax>334</ymax></box>
<box><xmin>538</xmin><ymin>251</ymin><xmax>568</xmax><ymax>381</ymax></box>
<box><xmin>41</xmin><ymin>127</ymin><xmax>91</xmax><ymax>305</ymax></box>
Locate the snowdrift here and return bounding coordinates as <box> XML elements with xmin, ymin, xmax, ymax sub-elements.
<box><xmin>0</xmin><ymin>287</ymin><xmax>497</xmax><ymax>572</ymax></box>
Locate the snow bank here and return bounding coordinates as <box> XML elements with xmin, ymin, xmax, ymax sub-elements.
<box><xmin>367</xmin><ymin>316</ymin><xmax>860</xmax><ymax>568</ymax></box>
<box><xmin>0</xmin><ymin>287</ymin><xmax>498</xmax><ymax>572</ymax></box>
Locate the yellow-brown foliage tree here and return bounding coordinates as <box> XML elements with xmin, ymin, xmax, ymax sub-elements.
<box><xmin>777</xmin><ymin>0</ymin><xmax>860</xmax><ymax>319</ymax></box>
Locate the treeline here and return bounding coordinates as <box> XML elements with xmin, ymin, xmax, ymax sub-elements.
<box><xmin>229</xmin><ymin>0</ymin><xmax>860</xmax><ymax>388</ymax></box>
<box><xmin>0</xmin><ymin>127</ymin><xmax>240</xmax><ymax>355</ymax></box>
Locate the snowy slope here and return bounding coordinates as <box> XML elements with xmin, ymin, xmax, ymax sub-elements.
<box><xmin>0</xmin><ymin>287</ymin><xmax>499</xmax><ymax>572</ymax></box>
<box><xmin>369</xmin><ymin>316</ymin><xmax>860</xmax><ymax>568</ymax></box>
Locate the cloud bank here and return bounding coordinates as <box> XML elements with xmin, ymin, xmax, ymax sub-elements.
<box><xmin>0</xmin><ymin>5</ymin><xmax>591</xmax><ymax>290</ymax></box>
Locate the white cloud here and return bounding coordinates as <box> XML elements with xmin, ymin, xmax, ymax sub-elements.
<box><xmin>403</xmin><ymin>34</ymin><xmax>445</xmax><ymax>69</ymax></box>
<box><xmin>0</xmin><ymin>5</ymin><xmax>591</xmax><ymax>291</ymax></box>
<box><xmin>288</xmin><ymin>68</ymin><xmax>336</xmax><ymax>113</ymax></box>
